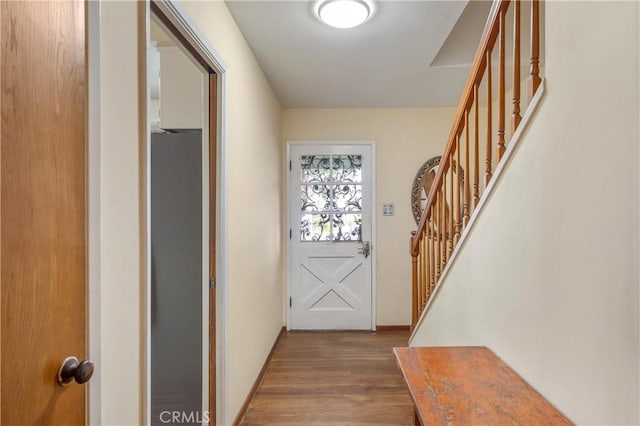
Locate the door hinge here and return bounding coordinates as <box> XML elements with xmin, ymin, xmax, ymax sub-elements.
<box><xmin>209</xmin><ymin>277</ymin><xmax>216</xmax><ymax>289</ymax></box>
<box><xmin>289</xmin><ymin>160</ymin><xmax>292</xmax><ymax>171</ymax></box>
<box><xmin>289</xmin><ymin>297</ymin><xmax>292</xmax><ymax>308</ymax></box>
<box><xmin>289</xmin><ymin>229</ymin><xmax>292</xmax><ymax>239</ymax></box>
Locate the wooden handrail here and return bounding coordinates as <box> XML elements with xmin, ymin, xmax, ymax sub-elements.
<box><xmin>411</xmin><ymin>0</ymin><xmax>508</xmax><ymax>256</ymax></box>
<box><xmin>411</xmin><ymin>0</ymin><xmax>543</xmax><ymax>326</ymax></box>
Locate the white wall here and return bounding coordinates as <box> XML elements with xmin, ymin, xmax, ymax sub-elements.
<box><xmin>182</xmin><ymin>2</ymin><xmax>284</xmax><ymax>424</ymax></box>
<box><xmin>98</xmin><ymin>1</ymin><xmax>143</xmax><ymax>425</ymax></box>
<box><xmin>411</xmin><ymin>1</ymin><xmax>639</xmax><ymax>424</ymax></box>
<box><xmin>283</xmin><ymin>108</ymin><xmax>456</xmax><ymax>325</ymax></box>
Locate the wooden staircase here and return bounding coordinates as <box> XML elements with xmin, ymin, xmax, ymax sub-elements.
<box><xmin>410</xmin><ymin>0</ymin><xmax>543</xmax><ymax>328</ymax></box>
<box><xmin>399</xmin><ymin>1</ymin><xmax>562</xmax><ymax>424</ymax></box>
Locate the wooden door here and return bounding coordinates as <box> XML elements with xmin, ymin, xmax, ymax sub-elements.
<box><xmin>1</xmin><ymin>1</ymin><xmax>88</xmax><ymax>424</ymax></box>
<box><xmin>289</xmin><ymin>144</ymin><xmax>373</xmax><ymax>330</ymax></box>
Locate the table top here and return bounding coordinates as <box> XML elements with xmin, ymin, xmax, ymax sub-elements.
<box><xmin>393</xmin><ymin>346</ymin><xmax>572</xmax><ymax>425</ymax></box>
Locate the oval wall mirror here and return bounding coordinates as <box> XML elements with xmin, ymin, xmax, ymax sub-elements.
<box><xmin>411</xmin><ymin>156</ymin><xmax>464</xmax><ymax>225</ymax></box>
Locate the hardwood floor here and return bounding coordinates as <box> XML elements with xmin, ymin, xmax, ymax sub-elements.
<box><xmin>240</xmin><ymin>330</ymin><xmax>414</xmax><ymax>425</ymax></box>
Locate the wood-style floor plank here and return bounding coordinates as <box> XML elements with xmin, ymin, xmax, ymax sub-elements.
<box><xmin>240</xmin><ymin>331</ymin><xmax>414</xmax><ymax>425</ymax></box>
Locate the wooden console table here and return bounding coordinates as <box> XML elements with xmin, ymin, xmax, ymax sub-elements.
<box><xmin>393</xmin><ymin>346</ymin><xmax>572</xmax><ymax>425</ymax></box>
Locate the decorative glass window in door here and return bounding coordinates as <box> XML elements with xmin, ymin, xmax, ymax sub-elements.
<box><xmin>300</xmin><ymin>154</ymin><xmax>362</xmax><ymax>241</ymax></box>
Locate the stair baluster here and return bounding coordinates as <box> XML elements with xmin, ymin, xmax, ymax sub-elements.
<box><xmin>410</xmin><ymin>0</ymin><xmax>544</xmax><ymax>328</ymax></box>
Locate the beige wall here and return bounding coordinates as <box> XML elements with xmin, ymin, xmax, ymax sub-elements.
<box><xmin>157</xmin><ymin>46</ymin><xmax>203</xmax><ymax>129</ymax></box>
<box><xmin>411</xmin><ymin>1</ymin><xmax>639</xmax><ymax>424</ymax></box>
<box><xmin>284</xmin><ymin>108</ymin><xmax>456</xmax><ymax>325</ymax></box>
<box><xmin>182</xmin><ymin>2</ymin><xmax>284</xmax><ymax>424</ymax></box>
<box><xmin>96</xmin><ymin>1</ymin><xmax>284</xmax><ymax>424</ymax></box>
<box><xmin>97</xmin><ymin>2</ymin><xmax>143</xmax><ymax>425</ymax></box>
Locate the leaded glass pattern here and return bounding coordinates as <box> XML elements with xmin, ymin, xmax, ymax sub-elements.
<box><xmin>301</xmin><ymin>213</ymin><xmax>331</xmax><ymax>241</ymax></box>
<box><xmin>299</xmin><ymin>154</ymin><xmax>363</xmax><ymax>242</ymax></box>
<box><xmin>332</xmin><ymin>155</ymin><xmax>362</xmax><ymax>183</ymax></box>
<box><xmin>301</xmin><ymin>155</ymin><xmax>331</xmax><ymax>183</ymax></box>
<box><xmin>333</xmin><ymin>185</ymin><xmax>362</xmax><ymax>211</ymax></box>
<box><xmin>301</xmin><ymin>185</ymin><xmax>331</xmax><ymax>212</ymax></box>
<box><xmin>332</xmin><ymin>214</ymin><xmax>362</xmax><ymax>241</ymax></box>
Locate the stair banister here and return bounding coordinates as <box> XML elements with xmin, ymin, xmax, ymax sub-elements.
<box><xmin>410</xmin><ymin>0</ymin><xmax>543</xmax><ymax>328</ymax></box>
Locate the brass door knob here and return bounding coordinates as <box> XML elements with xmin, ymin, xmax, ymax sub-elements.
<box><xmin>57</xmin><ymin>356</ymin><xmax>94</xmax><ymax>386</ymax></box>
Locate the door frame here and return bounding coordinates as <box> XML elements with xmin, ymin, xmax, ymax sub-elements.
<box><xmin>144</xmin><ymin>2</ymin><xmax>229</xmax><ymax>424</ymax></box>
<box><xmin>286</xmin><ymin>141</ymin><xmax>377</xmax><ymax>331</ymax></box>
<box><xmin>87</xmin><ymin>2</ymin><xmax>101</xmax><ymax>424</ymax></box>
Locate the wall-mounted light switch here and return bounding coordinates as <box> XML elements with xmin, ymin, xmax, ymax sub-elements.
<box><xmin>382</xmin><ymin>203</ymin><xmax>394</xmax><ymax>216</ymax></box>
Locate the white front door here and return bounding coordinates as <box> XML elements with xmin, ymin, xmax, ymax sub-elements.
<box><xmin>288</xmin><ymin>143</ymin><xmax>373</xmax><ymax>330</ymax></box>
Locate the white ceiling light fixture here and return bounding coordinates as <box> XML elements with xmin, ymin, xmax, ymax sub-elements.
<box><xmin>316</xmin><ymin>0</ymin><xmax>374</xmax><ymax>29</ymax></box>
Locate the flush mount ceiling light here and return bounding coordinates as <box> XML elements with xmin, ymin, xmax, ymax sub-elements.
<box><xmin>316</xmin><ymin>0</ymin><xmax>373</xmax><ymax>29</ymax></box>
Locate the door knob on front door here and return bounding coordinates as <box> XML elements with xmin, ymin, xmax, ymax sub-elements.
<box><xmin>358</xmin><ymin>241</ymin><xmax>371</xmax><ymax>258</ymax></box>
<box><xmin>57</xmin><ymin>356</ymin><xmax>94</xmax><ymax>386</ymax></box>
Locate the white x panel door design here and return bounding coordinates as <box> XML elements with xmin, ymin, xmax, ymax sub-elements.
<box><xmin>288</xmin><ymin>143</ymin><xmax>373</xmax><ymax>330</ymax></box>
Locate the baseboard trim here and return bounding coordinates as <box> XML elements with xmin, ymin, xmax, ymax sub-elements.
<box><xmin>376</xmin><ymin>325</ymin><xmax>411</xmax><ymax>332</ymax></box>
<box><xmin>233</xmin><ymin>326</ymin><xmax>286</xmax><ymax>426</ymax></box>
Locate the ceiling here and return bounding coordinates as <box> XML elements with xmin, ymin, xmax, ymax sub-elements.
<box><xmin>225</xmin><ymin>0</ymin><xmax>493</xmax><ymax>108</ymax></box>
